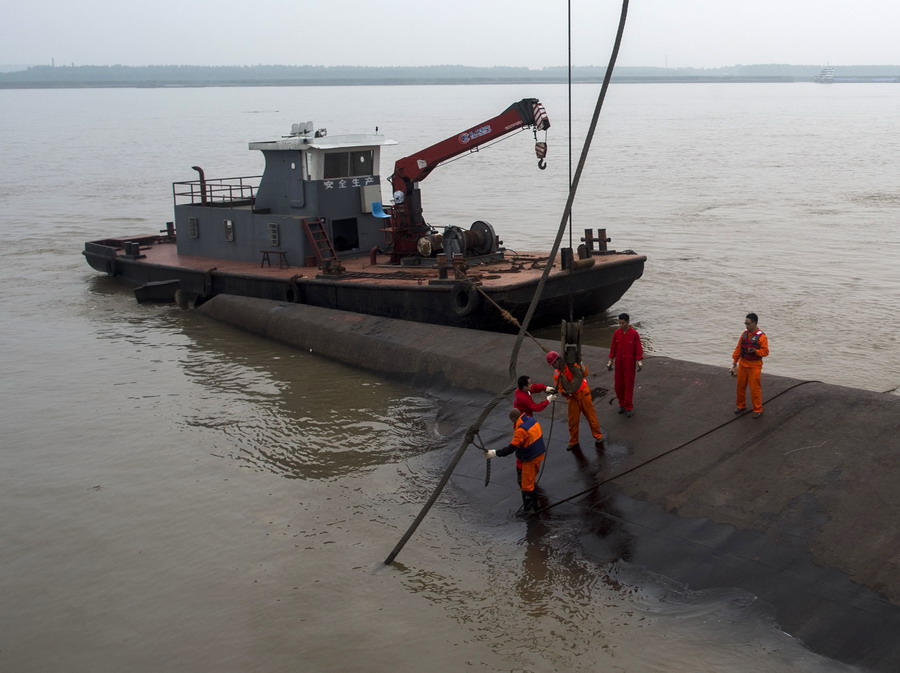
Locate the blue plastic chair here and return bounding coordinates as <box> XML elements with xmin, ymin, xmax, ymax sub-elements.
<box><xmin>372</xmin><ymin>201</ymin><xmax>391</xmax><ymax>218</ymax></box>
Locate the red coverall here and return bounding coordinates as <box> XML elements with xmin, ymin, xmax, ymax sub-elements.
<box><xmin>513</xmin><ymin>384</ymin><xmax>550</xmax><ymax>417</ymax></box>
<box><xmin>554</xmin><ymin>363</ymin><xmax>603</xmax><ymax>446</ymax></box>
<box><xmin>511</xmin><ymin>384</ymin><xmax>550</xmax><ymax>479</ymax></box>
<box><xmin>608</xmin><ymin>327</ymin><xmax>643</xmax><ymax>411</ymax></box>
<box><xmin>732</xmin><ymin>330</ymin><xmax>769</xmax><ymax>413</ymax></box>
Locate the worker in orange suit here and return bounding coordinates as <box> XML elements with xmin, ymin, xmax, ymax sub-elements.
<box><xmin>731</xmin><ymin>312</ymin><xmax>769</xmax><ymax>418</ymax></box>
<box><xmin>511</xmin><ymin>375</ymin><xmax>556</xmax><ymax>487</ymax></box>
<box><xmin>486</xmin><ymin>409</ymin><xmax>547</xmax><ymax>514</ymax></box>
<box><xmin>607</xmin><ymin>312</ymin><xmax>644</xmax><ymax>417</ymax></box>
<box><xmin>546</xmin><ymin>350</ymin><xmax>603</xmax><ymax>451</ymax></box>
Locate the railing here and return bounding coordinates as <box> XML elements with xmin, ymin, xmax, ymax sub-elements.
<box><xmin>172</xmin><ymin>175</ymin><xmax>262</xmax><ymax>206</ymax></box>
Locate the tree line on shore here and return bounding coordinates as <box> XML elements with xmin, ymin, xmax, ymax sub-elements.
<box><xmin>2</xmin><ymin>63</ymin><xmax>899</xmax><ymax>88</ymax></box>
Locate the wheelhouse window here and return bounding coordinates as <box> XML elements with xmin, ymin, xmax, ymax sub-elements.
<box><xmin>323</xmin><ymin>150</ymin><xmax>374</xmax><ymax>179</ymax></box>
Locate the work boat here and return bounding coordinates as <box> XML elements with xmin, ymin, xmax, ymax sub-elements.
<box><xmin>83</xmin><ymin>99</ymin><xmax>646</xmax><ymax>332</ymax></box>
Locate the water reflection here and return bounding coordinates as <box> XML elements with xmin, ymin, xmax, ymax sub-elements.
<box><xmin>85</xmin><ymin>284</ymin><xmax>451</xmax><ymax>480</ymax></box>
<box><xmin>514</xmin><ymin>517</ymin><xmax>552</xmax><ymax>613</ymax></box>
<box><xmin>568</xmin><ymin>442</ymin><xmax>636</xmax><ymax>564</ymax></box>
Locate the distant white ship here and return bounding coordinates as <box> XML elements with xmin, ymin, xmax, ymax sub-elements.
<box><xmin>814</xmin><ymin>66</ymin><xmax>835</xmax><ymax>83</ymax></box>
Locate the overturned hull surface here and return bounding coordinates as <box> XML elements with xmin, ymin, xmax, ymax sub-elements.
<box><xmin>199</xmin><ymin>295</ymin><xmax>900</xmax><ymax>672</ymax></box>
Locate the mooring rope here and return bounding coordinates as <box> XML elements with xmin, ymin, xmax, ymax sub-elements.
<box><xmin>468</xmin><ymin>280</ymin><xmax>549</xmax><ymax>354</ymax></box>
<box><xmin>383</xmin><ymin>0</ymin><xmax>631</xmax><ymax>565</ymax></box>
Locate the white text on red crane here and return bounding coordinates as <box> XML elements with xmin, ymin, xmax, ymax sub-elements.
<box><xmin>459</xmin><ymin>125</ymin><xmax>492</xmax><ymax>144</ymax></box>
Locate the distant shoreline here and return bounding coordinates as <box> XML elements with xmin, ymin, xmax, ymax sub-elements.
<box><xmin>7</xmin><ymin>76</ymin><xmax>900</xmax><ymax>90</ymax></box>
<box><xmin>3</xmin><ymin>64</ymin><xmax>899</xmax><ymax>89</ymax></box>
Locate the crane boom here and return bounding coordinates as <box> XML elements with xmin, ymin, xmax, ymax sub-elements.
<box><xmin>386</xmin><ymin>98</ymin><xmax>550</xmax><ymax>262</ymax></box>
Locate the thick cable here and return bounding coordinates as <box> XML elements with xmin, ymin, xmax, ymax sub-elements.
<box><xmin>469</xmin><ymin>281</ymin><xmax>549</xmax><ymax>353</ymax></box>
<box><xmin>384</xmin><ymin>0</ymin><xmax>630</xmax><ymax>565</ymax></box>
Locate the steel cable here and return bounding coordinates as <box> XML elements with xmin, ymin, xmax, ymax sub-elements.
<box><xmin>384</xmin><ymin>0</ymin><xmax>630</xmax><ymax>565</ymax></box>
<box><xmin>530</xmin><ymin>379</ymin><xmax>823</xmax><ymax>515</ymax></box>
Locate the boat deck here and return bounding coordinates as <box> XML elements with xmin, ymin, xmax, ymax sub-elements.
<box><xmin>116</xmin><ymin>236</ymin><xmax>639</xmax><ymax>289</ymax></box>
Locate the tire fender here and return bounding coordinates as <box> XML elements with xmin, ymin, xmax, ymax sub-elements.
<box><xmin>285</xmin><ymin>276</ymin><xmax>304</xmax><ymax>304</ymax></box>
<box><xmin>450</xmin><ymin>283</ymin><xmax>480</xmax><ymax>317</ymax></box>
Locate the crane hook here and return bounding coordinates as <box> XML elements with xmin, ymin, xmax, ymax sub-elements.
<box><xmin>535</xmin><ymin>141</ymin><xmax>547</xmax><ymax>170</ymax></box>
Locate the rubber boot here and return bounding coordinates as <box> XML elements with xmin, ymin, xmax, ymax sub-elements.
<box><xmin>517</xmin><ymin>491</ymin><xmax>531</xmax><ymax>516</ymax></box>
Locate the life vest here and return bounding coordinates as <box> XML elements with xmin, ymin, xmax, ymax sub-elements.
<box><xmin>513</xmin><ymin>414</ymin><xmax>546</xmax><ymax>462</ymax></box>
<box><xmin>740</xmin><ymin>330</ymin><xmax>764</xmax><ymax>361</ymax></box>
<box><xmin>554</xmin><ymin>362</ymin><xmax>588</xmax><ymax>396</ymax></box>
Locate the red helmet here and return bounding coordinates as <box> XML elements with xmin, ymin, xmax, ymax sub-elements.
<box><xmin>546</xmin><ymin>351</ymin><xmax>560</xmax><ymax>366</ymax></box>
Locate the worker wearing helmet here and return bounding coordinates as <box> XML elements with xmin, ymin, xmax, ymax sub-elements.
<box><xmin>546</xmin><ymin>350</ymin><xmax>603</xmax><ymax>451</ymax></box>
<box><xmin>731</xmin><ymin>312</ymin><xmax>769</xmax><ymax>418</ymax></box>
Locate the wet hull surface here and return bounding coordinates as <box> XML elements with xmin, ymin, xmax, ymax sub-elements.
<box><xmin>200</xmin><ymin>295</ymin><xmax>900</xmax><ymax>672</ymax></box>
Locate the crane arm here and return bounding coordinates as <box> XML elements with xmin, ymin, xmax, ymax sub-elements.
<box><xmin>384</xmin><ymin>98</ymin><xmax>550</xmax><ymax>263</ymax></box>
<box><xmin>390</xmin><ymin>98</ymin><xmax>550</xmax><ymax>192</ymax></box>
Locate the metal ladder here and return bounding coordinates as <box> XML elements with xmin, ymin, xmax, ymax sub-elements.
<box><xmin>302</xmin><ymin>218</ymin><xmax>338</xmax><ymax>264</ymax></box>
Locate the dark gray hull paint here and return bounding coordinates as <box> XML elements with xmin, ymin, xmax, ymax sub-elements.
<box><xmin>84</xmin><ymin>245</ymin><xmax>646</xmax><ymax>332</ymax></box>
<box><xmin>199</xmin><ymin>294</ymin><xmax>900</xmax><ymax>672</ymax></box>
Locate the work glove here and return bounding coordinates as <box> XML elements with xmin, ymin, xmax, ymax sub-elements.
<box><xmin>606</xmin><ymin>360</ymin><xmax>613</xmax><ymax>372</ymax></box>
<box><xmin>485</xmin><ymin>449</ymin><xmax>497</xmax><ymax>459</ymax></box>
<box><xmin>544</xmin><ymin>387</ymin><xmax>556</xmax><ymax>395</ymax></box>
<box><xmin>730</xmin><ymin>364</ymin><xmax>737</xmax><ymax>377</ymax></box>
<box><xmin>546</xmin><ymin>393</ymin><xmax>557</xmax><ymax>404</ymax></box>
<box><xmin>637</xmin><ymin>361</ymin><xmax>643</xmax><ymax>372</ymax></box>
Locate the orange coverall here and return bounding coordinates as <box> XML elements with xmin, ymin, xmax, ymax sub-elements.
<box><xmin>732</xmin><ymin>330</ymin><xmax>769</xmax><ymax>413</ymax></box>
<box><xmin>496</xmin><ymin>414</ymin><xmax>546</xmax><ymax>493</ymax></box>
<box><xmin>554</xmin><ymin>362</ymin><xmax>603</xmax><ymax>446</ymax></box>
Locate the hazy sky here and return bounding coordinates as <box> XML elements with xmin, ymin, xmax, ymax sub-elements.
<box><xmin>2</xmin><ymin>1</ymin><xmax>898</xmax><ymax>69</ymax></box>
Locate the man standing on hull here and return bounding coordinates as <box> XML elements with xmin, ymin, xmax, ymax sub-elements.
<box><xmin>546</xmin><ymin>350</ymin><xmax>603</xmax><ymax>451</ymax></box>
<box><xmin>731</xmin><ymin>312</ymin><xmax>769</xmax><ymax>418</ymax></box>
<box><xmin>607</xmin><ymin>312</ymin><xmax>643</xmax><ymax>417</ymax></box>
<box><xmin>486</xmin><ymin>409</ymin><xmax>547</xmax><ymax>514</ymax></box>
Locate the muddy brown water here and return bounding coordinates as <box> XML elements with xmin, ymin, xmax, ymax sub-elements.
<box><xmin>2</xmin><ymin>83</ymin><xmax>897</xmax><ymax>671</ymax></box>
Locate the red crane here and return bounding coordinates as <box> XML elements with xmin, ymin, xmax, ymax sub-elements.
<box><xmin>386</xmin><ymin>98</ymin><xmax>550</xmax><ymax>263</ymax></box>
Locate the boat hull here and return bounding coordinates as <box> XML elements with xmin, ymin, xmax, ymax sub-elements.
<box><xmin>85</xmin><ymin>240</ymin><xmax>645</xmax><ymax>332</ymax></box>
